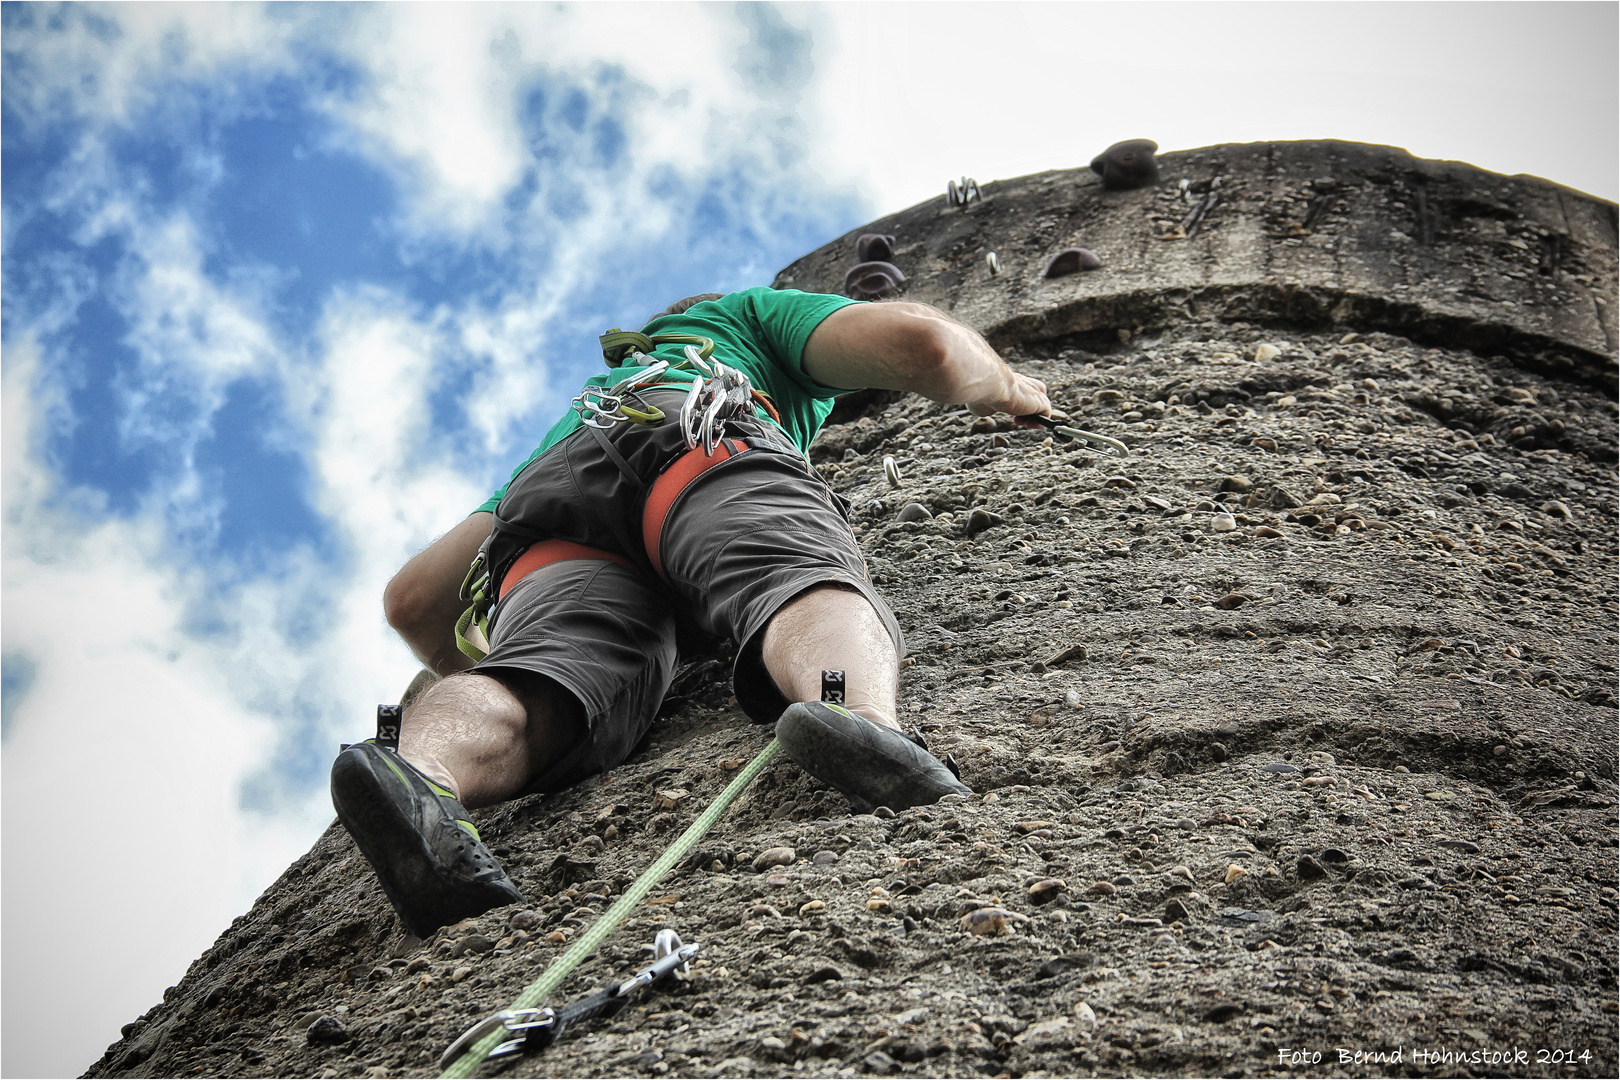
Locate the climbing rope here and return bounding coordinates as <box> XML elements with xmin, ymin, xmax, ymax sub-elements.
<box><xmin>439</xmin><ymin>737</ymin><xmax>783</xmax><ymax>1078</ymax></box>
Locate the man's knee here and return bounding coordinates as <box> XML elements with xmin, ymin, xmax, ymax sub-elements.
<box><xmin>497</xmin><ymin>670</ymin><xmax>586</xmax><ymax>736</ymax></box>
<box><xmin>768</xmin><ymin>583</ymin><xmax>888</xmax><ymax>638</ymax></box>
<box><xmin>412</xmin><ymin>672</ymin><xmax>524</xmax><ymax>729</ymax></box>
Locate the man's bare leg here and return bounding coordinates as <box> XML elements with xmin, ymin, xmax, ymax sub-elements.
<box><xmin>398</xmin><ymin>670</ymin><xmax>585</xmax><ymax>809</ymax></box>
<box><xmin>763</xmin><ymin>584</ymin><xmax>965</xmax><ymax>808</ymax></box>
<box><xmin>760</xmin><ymin>585</ymin><xmax>900</xmax><ymax>729</ymax></box>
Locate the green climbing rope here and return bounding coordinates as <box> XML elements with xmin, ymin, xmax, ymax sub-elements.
<box><xmin>439</xmin><ymin>737</ymin><xmax>783</xmax><ymax>1078</ymax></box>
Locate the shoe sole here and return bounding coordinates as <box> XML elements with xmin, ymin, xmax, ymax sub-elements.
<box><xmin>331</xmin><ymin>748</ymin><xmax>521</xmax><ymax>938</ymax></box>
<box><xmin>776</xmin><ymin>703</ymin><xmax>971</xmax><ymax>811</ymax></box>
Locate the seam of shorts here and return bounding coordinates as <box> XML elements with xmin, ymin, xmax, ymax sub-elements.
<box><xmin>559</xmin><ymin>431</ymin><xmax>602</xmax><ymax>531</ymax></box>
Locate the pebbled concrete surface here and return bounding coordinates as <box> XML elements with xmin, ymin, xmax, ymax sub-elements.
<box><xmin>85</xmin><ymin>143</ymin><xmax>1618</xmax><ymax>1080</ymax></box>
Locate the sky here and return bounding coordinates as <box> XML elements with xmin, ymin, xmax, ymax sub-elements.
<box><xmin>2</xmin><ymin>2</ymin><xmax>1615</xmax><ymax>1076</ymax></box>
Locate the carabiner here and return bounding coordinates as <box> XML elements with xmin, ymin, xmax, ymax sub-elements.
<box><xmin>438</xmin><ymin>1007</ymin><xmax>555</xmax><ymax>1071</ymax></box>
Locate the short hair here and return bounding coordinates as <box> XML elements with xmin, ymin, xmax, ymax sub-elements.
<box><xmin>656</xmin><ymin>293</ymin><xmax>725</xmax><ymax>319</ymax></box>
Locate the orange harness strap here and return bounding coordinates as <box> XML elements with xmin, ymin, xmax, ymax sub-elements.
<box><xmin>641</xmin><ymin>439</ymin><xmax>754</xmax><ymax>580</ymax></box>
<box><xmin>498</xmin><ymin>539</ymin><xmax>638</xmax><ymax>601</ymax></box>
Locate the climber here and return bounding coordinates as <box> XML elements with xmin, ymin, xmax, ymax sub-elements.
<box><xmin>329</xmin><ymin>288</ymin><xmax>1052</xmax><ymax>937</ymax></box>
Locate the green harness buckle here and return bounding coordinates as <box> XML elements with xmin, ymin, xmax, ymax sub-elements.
<box><xmin>455</xmin><ymin>551</ymin><xmax>494</xmax><ymax>662</ymax></box>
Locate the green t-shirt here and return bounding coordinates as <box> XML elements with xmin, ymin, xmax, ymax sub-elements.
<box><xmin>475</xmin><ymin>287</ymin><xmax>861</xmax><ymax>514</ymax></box>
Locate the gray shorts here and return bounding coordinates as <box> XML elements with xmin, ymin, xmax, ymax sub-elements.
<box><xmin>471</xmin><ymin>391</ymin><xmax>903</xmax><ymax>794</ymax></box>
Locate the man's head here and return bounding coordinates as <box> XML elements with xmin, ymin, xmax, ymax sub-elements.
<box><xmin>652</xmin><ymin>293</ymin><xmax>725</xmax><ymax>322</ymax></box>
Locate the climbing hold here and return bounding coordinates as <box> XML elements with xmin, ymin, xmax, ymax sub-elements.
<box><xmin>966</xmin><ymin>508</ymin><xmax>1003</xmax><ymax>537</ymax></box>
<box><xmin>946</xmin><ymin>177</ymin><xmax>982</xmax><ymax>207</ymax></box>
<box><xmin>856</xmin><ymin>233</ymin><xmax>895</xmax><ymax>263</ymax></box>
<box><xmin>1090</xmin><ymin>139</ymin><xmax>1160</xmax><ymax>191</ymax></box>
<box><xmin>959</xmin><ymin>907</ymin><xmax>1026</xmax><ymax>936</ymax></box>
<box><xmin>844</xmin><ymin>260</ymin><xmax>906</xmax><ymax>301</ymax></box>
<box><xmin>1027</xmin><ymin>878</ymin><xmax>1067</xmax><ymax>905</ymax></box>
<box><xmin>1043</xmin><ymin>247</ymin><xmax>1102</xmax><ymax>278</ymax></box>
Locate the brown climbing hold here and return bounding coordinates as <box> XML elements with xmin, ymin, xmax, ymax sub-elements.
<box><xmin>844</xmin><ymin>260</ymin><xmax>906</xmax><ymax>300</ymax></box>
<box><xmin>856</xmin><ymin>233</ymin><xmax>895</xmax><ymax>262</ymax></box>
<box><xmin>1090</xmin><ymin>139</ymin><xmax>1160</xmax><ymax>191</ymax></box>
<box><xmin>1043</xmin><ymin>247</ymin><xmax>1102</xmax><ymax>278</ymax></box>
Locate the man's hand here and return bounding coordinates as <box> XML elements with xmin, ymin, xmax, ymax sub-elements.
<box><xmin>803</xmin><ymin>301</ymin><xmax>1052</xmax><ymax>423</ymax></box>
<box><xmin>968</xmin><ymin>370</ymin><xmax>1051</xmax><ymax>428</ymax></box>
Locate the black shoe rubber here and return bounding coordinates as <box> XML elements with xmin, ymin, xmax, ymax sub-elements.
<box><xmin>775</xmin><ymin>702</ymin><xmax>972</xmax><ymax>811</ymax></box>
<box><xmin>330</xmin><ymin>742</ymin><xmax>523</xmax><ymax>938</ymax></box>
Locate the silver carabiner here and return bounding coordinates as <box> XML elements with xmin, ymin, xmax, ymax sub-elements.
<box><xmin>680</xmin><ymin>378</ymin><xmax>704</xmax><ymax>450</ymax></box>
<box><xmin>1062</xmin><ymin>427</ymin><xmax>1129</xmax><ymax>457</ymax></box>
<box><xmin>438</xmin><ymin>1007</ymin><xmax>555</xmax><ymax>1070</ymax></box>
<box><xmin>615</xmin><ymin>931</ymin><xmax>699</xmax><ymax>996</ymax></box>
<box><xmin>700</xmin><ymin>385</ymin><xmax>728</xmax><ymax>456</ymax></box>
<box><xmin>681</xmin><ymin>344</ymin><xmax>715</xmax><ymax>379</ymax></box>
<box><xmin>576</xmin><ymin>397</ymin><xmax>621</xmax><ymax>429</ymax></box>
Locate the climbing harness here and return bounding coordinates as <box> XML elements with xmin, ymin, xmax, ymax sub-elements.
<box><xmin>438</xmin><ymin>928</ymin><xmax>698</xmax><ymax>1071</ymax></box>
<box><xmin>453</xmin><ymin>538</ymin><xmax>640</xmax><ymax>662</ymax></box>
<box><xmin>1022</xmin><ymin>413</ymin><xmax>1130</xmax><ymax>458</ymax></box>
<box><xmin>641</xmin><ymin>436</ymin><xmax>759</xmax><ymax>580</ymax></box>
<box><xmin>453</xmin><ymin>330</ymin><xmax>788</xmax><ymax>661</ymax></box>
<box><xmin>438</xmin><ymin>736</ymin><xmax>783</xmax><ymax>1078</ymax></box>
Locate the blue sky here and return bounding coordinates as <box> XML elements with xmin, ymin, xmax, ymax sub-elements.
<box><xmin>3</xmin><ymin>3</ymin><xmax>1615</xmax><ymax>1075</ymax></box>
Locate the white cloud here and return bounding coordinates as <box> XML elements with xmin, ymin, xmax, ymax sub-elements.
<box><xmin>323</xmin><ymin>3</ymin><xmax>845</xmax><ymax>241</ymax></box>
<box><xmin>1</xmin><ymin>1</ymin><xmax>298</xmax><ymax>131</ymax></box>
<box><xmin>0</xmin><ymin>337</ymin><xmax>333</xmax><ymax>1078</ymax></box>
<box><xmin>303</xmin><ymin>287</ymin><xmax>485</xmax><ymax>548</ymax></box>
<box><xmin>811</xmin><ymin>2</ymin><xmax>1619</xmax><ymax>212</ymax></box>
<box><xmin>324</xmin><ymin>5</ymin><xmax>531</xmax><ymax>237</ymax></box>
<box><xmin>2</xmin><ymin>11</ymin><xmax>855</xmax><ymax>1066</ymax></box>
<box><xmin>25</xmin><ymin>4</ymin><xmax>1615</xmax><ymax>1076</ymax></box>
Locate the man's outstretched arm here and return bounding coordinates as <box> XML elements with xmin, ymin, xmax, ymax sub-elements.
<box><xmin>800</xmin><ymin>301</ymin><xmax>1051</xmax><ymax>422</ymax></box>
<box><xmin>383</xmin><ymin>511</ymin><xmax>493</xmax><ymax>677</ymax></box>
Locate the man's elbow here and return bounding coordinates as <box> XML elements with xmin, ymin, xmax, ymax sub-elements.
<box><xmin>890</xmin><ymin>306</ymin><xmax>955</xmax><ymax>378</ymax></box>
<box><xmin>383</xmin><ymin>572</ymin><xmax>431</xmax><ymax>637</ymax></box>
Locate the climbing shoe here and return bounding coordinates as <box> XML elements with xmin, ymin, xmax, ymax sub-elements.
<box><xmin>775</xmin><ymin>701</ymin><xmax>971</xmax><ymax>812</ymax></box>
<box><xmin>330</xmin><ymin>741</ymin><xmax>523</xmax><ymax>938</ymax></box>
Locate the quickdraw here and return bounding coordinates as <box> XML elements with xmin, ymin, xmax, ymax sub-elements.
<box><xmin>439</xmin><ymin>929</ymin><xmax>697</xmax><ymax>1071</ymax></box>
<box><xmin>1022</xmin><ymin>413</ymin><xmax>1131</xmax><ymax>458</ymax></box>
<box><xmin>585</xmin><ymin>333</ymin><xmax>769</xmax><ymax>456</ymax></box>
<box><xmin>673</xmin><ymin>345</ymin><xmax>756</xmax><ymax>456</ymax></box>
<box><xmin>598</xmin><ymin>328</ymin><xmax>714</xmax><ymax>366</ymax></box>
<box><xmin>571</xmin><ymin>361</ymin><xmax>674</xmax><ymax>428</ymax></box>
<box><xmin>438</xmin><ymin>738</ymin><xmax>784</xmax><ymax>1079</ymax></box>
<box><xmin>454</xmin><ymin>550</ymin><xmax>494</xmax><ymax>661</ymax></box>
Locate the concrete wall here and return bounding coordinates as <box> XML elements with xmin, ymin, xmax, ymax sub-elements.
<box><xmin>775</xmin><ymin>141</ymin><xmax>1618</xmax><ymax>388</ymax></box>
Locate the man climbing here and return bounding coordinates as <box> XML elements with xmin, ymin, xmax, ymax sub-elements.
<box><xmin>330</xmin><ymin>288</ymin><xmax>1052</xmax><ymax>936</ymax></box>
